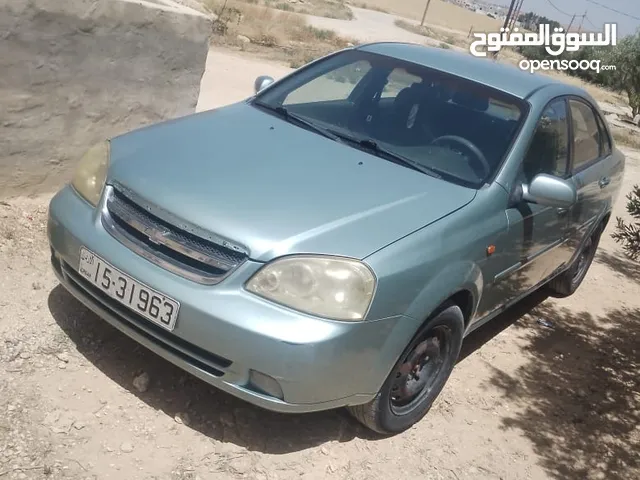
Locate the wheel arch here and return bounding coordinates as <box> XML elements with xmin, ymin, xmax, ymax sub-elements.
<box><xmin>448</xmin><ymin>289</ymin><xmax>476</xmax><ymax>328</ymax></box>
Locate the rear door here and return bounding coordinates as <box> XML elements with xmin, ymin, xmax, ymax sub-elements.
<box><xmin>565</xmin><ymin>98</ymin><xmax>616</xmax><ymax>253</ymax></box>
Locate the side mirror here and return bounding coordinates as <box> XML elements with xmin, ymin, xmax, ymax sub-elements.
<box><xmin>522</xmin><ymin>174</ymin><xmax>577</xmax><ymax>209</ymax></box>
<box><xmin>254</xmin><ymin>75</ymin><xmax>275</xmax><ymax>94</ymax></box>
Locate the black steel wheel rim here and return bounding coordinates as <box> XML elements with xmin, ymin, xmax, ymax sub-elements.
<box><xmin>389</xmin><ymin>325</ymin><xmax>452</xmax><ymax>416</ymax></box>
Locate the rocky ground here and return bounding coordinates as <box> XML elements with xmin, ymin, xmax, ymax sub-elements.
<box><xmin>1</xmin><ymin>1</ymin><xmax>639</xmax><ymax>479</ymax></box>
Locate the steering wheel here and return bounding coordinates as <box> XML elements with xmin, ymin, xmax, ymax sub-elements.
<box><xmin>430</xmin><ymin>135</ymin><xmax>490</xmax><ymax>179</ymax></box>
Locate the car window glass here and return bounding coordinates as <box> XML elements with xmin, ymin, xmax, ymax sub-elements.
<box><xmin>256</xmin><ymin>49</ymin><xmax>527</xmax><ymax>189</ymax></box>
<box><xmin>569</xmin><ymin>99</ymin><xmax>602</xmax><ymax>170</ymax></box>
<box><xmin>381</xmin><ymin>68</ymin><xmax>422</xmax><ymax>98</ymax></box>
<box><xmin>595</xmin><ymin>110</ymin><xmax>612</xmax><ymax>156</ymax></box>
<box><xmin>521</xmin><ymin>99</ymin><xmax>569</xmax><ymax>183</ymax></box>
<box><xmin>283</xmin><ymin>60</ymin><xmax>372</xmax><ymax>106</ymax></box>
<box><xmin>486</xmin><ymin>98</ymin><xmax>522</xmax><ymax>121</ymax></box>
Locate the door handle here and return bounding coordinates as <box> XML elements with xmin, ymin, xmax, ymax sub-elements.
<box><xmin>557</xmin><ymin>208</ymin><xmax>568</xmax><ymax>216</ymax></box>
<box><xmin>598</xmin><ymin>177</ymin><xmax>610</xmax><ymax>188</ymax></box>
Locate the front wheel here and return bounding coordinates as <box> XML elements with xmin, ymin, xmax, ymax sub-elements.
<box><xmin>347</xmin><ymin>303</ymin><xmax>464</xmax><ymax>434</ymax></box>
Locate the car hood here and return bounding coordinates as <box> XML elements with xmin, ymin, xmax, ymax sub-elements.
<box><xmin>107</xmin><ymin>102</ymin><xmax>477</xmax><ymax>261</ymax></box>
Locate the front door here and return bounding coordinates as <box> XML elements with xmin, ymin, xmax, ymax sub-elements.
<box><xmin>494</xmin><ymin>98</ymin><xmax>575</xmax><ymax>303</ymax></box>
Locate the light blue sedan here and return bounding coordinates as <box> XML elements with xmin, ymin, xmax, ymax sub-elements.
<box><xmin>48</xmin><ymin>42</ymin><xmax>624</xmax><ymax>434</ymax></box>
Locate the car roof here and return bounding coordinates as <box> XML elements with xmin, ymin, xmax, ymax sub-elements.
<box><xmin>356</xmin><ymin>42</ymin><xmax>587</xmax><ymax>100</ymax></box>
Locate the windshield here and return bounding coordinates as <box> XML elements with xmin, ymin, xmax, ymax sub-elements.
<box><xmin>253</xmin><ymin>49</ymin><xmax>528</xmax><ymax>188</ymax></box>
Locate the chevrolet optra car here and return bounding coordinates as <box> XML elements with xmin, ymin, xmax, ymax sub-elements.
<box><xmin>48</xmin><ymin>42</ymin><xmax>624</xmax><ymax>434</ymax></box>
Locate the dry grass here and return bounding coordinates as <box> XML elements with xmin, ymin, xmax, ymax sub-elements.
<box><xmin>203</xmin><ymin>0</ymin><xmax>355</xmax><ymax>68</ymax></box>
<box><xmin>612</xmin><ymin>128</ymin><xmax>640</xmax><ymax>149</ymax></box>
<box><xmin>347</xmin><ymin>1</ymin><xmax>389</xmax><ymax>13</ymax></box>
<box><xmin>1</xmin><ymin>225</ymin><xmax>15</xmax><ymax>241</ymax></box>
<box><xmin>547</xmin><ymin>72</ymin><xmax>626</xmax><ymax>105</ymax></box>
<box><xmin>394</xmin><ymin>19</ymin><xmax>433</xmax><ymax>37</ymax></box>
<box><xmin>237</xmin><ymin>0</ymin><xmax>354</xmax><ymax>20</ymax></box>
<box><xmin>351</xmin><ymin>0</ymin><xmax>502</xmax><ymax>33</ymax></box>
<box><xmin>394</xmin><ymin>19</ymin><xmax>468</xmax><ymax>48</ymax></box>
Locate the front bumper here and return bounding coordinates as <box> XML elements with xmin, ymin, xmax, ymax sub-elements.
<box><xmin>47</xmin><ymin>185</ymin><xmax>416</xmax><ymax>413</ymax></box>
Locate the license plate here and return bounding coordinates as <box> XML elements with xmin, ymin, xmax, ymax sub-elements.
<box><xmin>78</xmin><ymin>247</ymin><xmax>180</xmax><ymax>331</ymax></box>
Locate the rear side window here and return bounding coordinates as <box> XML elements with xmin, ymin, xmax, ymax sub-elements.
<box><xmin>595</xmin><ymin>110</ymin><xmax>612</xmax><ymax>156</ymax></box>
<box><xmin>569</xmin><ymin>99</ymin><xmax>602</xmax><ymax>171</ymax></box>
<box><xmin>382</xmin><ymin>68</ymin><xmax>422</xmax><ymax>98</ymax></box>
<box><xmin>521</xmin><ymin>99</ymin><xmax>570</xmax><ymax>183</ymax></box>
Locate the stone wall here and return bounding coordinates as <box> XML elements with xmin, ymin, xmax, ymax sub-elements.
<box><xmin>0</xmin><ymin>0</ymin><xmax>211</xmax><ymax>198</ymax></box>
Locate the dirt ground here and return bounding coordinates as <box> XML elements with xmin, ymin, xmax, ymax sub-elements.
<box><xmin>1</xmin><ymin>150</ymin><xmax>638</xmax><ymax>480</ymax></box>
<box><xmin>305</xmin><ymin>7</ymin><xmax>441</xmax><ymax>46</ymax></box>
<box><xmin>348</xmin><ymin>0</ymin><xmax>503</xmax><ymax>33</ymax></box>
<box><xmin>1</xmin><ymin>1</ymin><xmax>639</xmax><ymax>480</ymax></box>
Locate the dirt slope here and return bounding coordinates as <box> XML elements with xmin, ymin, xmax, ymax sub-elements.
<box><xmin>0</xmin><ymin>0</ymin><xmax>211</xmax><ymax>200</ymax></box>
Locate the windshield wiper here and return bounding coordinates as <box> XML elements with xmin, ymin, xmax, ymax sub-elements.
<box><xmin>253</xmin><ymin>101</ymin><xmax>441</xmax><ymax>179</ymax></box>
<box><xmin>326</xmin><ymin>130</ymin><xmax>442</xmax><ymax>179</ymax></box>
<box><xmin>253</xmin><ymin>101</ymin><xmax>341</xmax><ymax>142</ymax></box>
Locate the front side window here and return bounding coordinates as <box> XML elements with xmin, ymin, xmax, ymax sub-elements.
<box><xmin>253</xmin><ymin>50</ymin><xmax>527</xmax><ymax>188</ymax></box>
<box><xmin>569</xmin><ymin>99</ymin><xmax>602</xmax><ymax>171</ymax></box>
<box><xmin>283</xmin><ymin>60</ymin><xmax>372</xmax><ymax>106</ymax></box>
<box><xmin>521</xmin><ymin>98</ymin><xmax>570</xmax><ymax>183</ymax></box>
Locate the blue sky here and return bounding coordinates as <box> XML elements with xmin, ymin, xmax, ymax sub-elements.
<box><xmin>491</xmin><ymin>0</ymin><xmax>639</xmax><ymax>36</ymax></box>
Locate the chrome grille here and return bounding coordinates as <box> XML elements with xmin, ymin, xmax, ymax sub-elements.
<box><xmin>101</xmin><ymin>185</ymin><xmax>248</xmax><ymax>284</ymax></box>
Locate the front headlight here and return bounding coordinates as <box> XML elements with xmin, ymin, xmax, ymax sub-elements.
<box><xmin>245</xmin><ymin>255</ymin><xmax>376</xmax><ymax>321</ymax></box>
<box><xmin>71</xmin><ymin>141</ymin><xmax>110</xmax><ymax>207</ymax></box>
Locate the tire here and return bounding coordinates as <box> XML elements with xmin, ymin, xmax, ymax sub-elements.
<box><xmin>548</xmin><ymin>222</ymin><xmax>603</xmax><ymax>297</ymax></box>
<box><xmin>347</xmin><ymin>303</ymin><xmax>464</xmax><ymax>435</ymax></box>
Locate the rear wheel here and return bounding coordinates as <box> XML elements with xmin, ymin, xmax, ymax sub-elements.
<box><xmin>347</xmin><ymin>303</ymin><xmax>464</xmax><ymax>434</ymax></box>
<box><xmin>548</xmin><ymin>222</ymin><xmax>603</xmax><ymax>297</ymax></box>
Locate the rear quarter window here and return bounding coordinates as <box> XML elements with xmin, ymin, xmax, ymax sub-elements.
<box><xmin>569</xmin><ymin>99</ymin><xmax>603</xmax><ymax>171</ymax></box>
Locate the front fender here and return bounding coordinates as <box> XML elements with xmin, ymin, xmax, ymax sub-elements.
<box><xmin>361</xmin><ymin>183</ymin><xmax>508</xmax><ymax>391</ymax></box>
<box><xmin>356</xmin><ymin>260</ymin><xmax>483</xmax><ymax>397</ymax></box>
<box><xmin>364</xmin><ymin>186</ymin><xmax>507</xmax><ymax>324</ymax></box>
<box><xmin>404</xmin><ymin>260</ymin><xmax>483</xmax><ymax>327</ymax></box>
<box><xmin>360</xmin><ymin>253</ymin><xmax>484</xmax><ymax>395</ymax></box>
